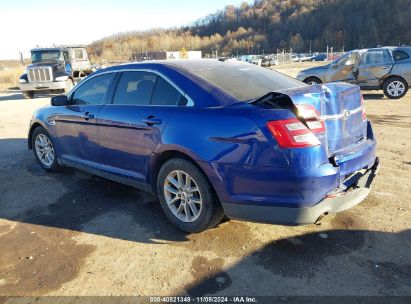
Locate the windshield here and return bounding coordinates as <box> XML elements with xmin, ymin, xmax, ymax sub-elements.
<box><xmin>31</xmin><ymin>50</ymin><xmax>62</xmax><ymax>63</ymax></box>
<box><xmin>192</xmin><ymin>62</ymin><xmax>305</xmax><ymax>101</ymax></box>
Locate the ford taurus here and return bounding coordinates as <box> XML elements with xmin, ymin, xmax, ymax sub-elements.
<box><xmin>28</xmin><ymin>60</ymin><xmax>379</xmax><ymax>232</ymax></box>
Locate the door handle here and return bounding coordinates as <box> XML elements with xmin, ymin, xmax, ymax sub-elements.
<box><xmin>142</xmin><ymin>116</ymin><xmax>162</xmax><ymax>126</ymax></box>
<box><xmin>82</xmin><ymin>112</ymin><xmax>95</xmax><ymax>120</ymax></box>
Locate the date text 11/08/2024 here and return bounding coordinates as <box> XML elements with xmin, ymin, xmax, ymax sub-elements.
<box><xmin>149</xmin><ymin>296</ymin><xmax>257</xmax><ymax>303</ymax></box>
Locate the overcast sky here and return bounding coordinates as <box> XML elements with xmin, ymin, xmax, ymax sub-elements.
<box><xmin>0</xmin><ymin>0</ymin><xmax>248</xmax><ymax>60</ymax></box>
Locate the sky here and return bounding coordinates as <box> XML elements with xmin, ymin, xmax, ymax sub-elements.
<box><xmin>0</xmin><ymin>0</ymin><xmax>249</xmax><ymax>60</ymax></box>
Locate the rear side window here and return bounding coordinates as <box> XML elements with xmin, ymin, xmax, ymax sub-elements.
<box><xmin>151</xmin><ymin>77</ymin><xmax>186</xmax><ymax>106</ymax></box>
<box><xmin>359</xmin><ymin>50</ymin><xmax>393</xmax><ymax>66</ymax></box>
<box><xmin>113</xmin><ymin>71</ymin><xmax>156</xmax><ymax>105</ymax></box>
<box><xmin>71</xmin><ymin>73</ymin><xmax>114</xmax><ymax>105</ymax></box>
<box><xmin>74</xmin><ymin>49</ymin><xmax>85</xmax><ymax>60</ymax></box>
<box><xmin>393</xmin><ymin>50</ymin><xmax>410</xmax><ymax>61</ymax></box>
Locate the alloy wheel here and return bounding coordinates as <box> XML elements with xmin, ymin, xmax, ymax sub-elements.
<box><xmin>387</xmin><ymin>80</ymin><xmax>405</xmax><ymax>97</ymax></box>
<box><xmin>34</xmin><ymin>134</ymin><xmax>55</xmax><ymax>167</ymax></box>
<box><xmin>163</xmin><ymin>170</ymin><xmax>202</xmax><ymax>222</ymax></box>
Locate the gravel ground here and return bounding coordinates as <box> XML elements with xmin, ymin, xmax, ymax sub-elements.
<box><xmin>0</xmin><ymin>64</ymin><xmax>410</xmax><ymax>298</ymax></box>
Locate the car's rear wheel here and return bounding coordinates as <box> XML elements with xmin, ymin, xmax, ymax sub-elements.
<box><xmin>23</xmin><ymin>91</ymin><xmax>34</xmax><ymax>99</ymax></box>
<box><xmin>383</xmin><ymin>77</ymin><xmax>408</xmax><ymax>99</ymax></box>
<box><xmin>31</xmin><ymin>127</ymin><xmax>61</xmax><ymax>172</ymax></box>
<box><xmin>157</xmin><ymin>158</ymin><xmax>224</xmax><ymax>233</ymax></box>
<box><xmin>303</xmin><ymin>77</ymin><xmax>322</xmax><ymax>85</ymax></box>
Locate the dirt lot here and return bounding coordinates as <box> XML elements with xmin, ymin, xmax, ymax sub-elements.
<box><xmin>0</xmin><ymin>64</ymin><xmax>410</xmax><ymax>298</ymax></box>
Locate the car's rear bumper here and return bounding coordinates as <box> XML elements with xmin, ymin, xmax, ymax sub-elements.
<box><xmin>222</xmin><ymin>157</ymin><xmax>379</xmax><ymax>225</ymax></box>
<box><xmin>19</xmin><ymin>81</ymin><xmax>66</xmax><ymax>92</ymax></box>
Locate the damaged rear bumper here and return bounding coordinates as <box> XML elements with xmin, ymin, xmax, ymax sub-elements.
<box><xmin>222</xmin><ymin>157</ymin><xmax>380</xmax><ymax>225</ymax></box>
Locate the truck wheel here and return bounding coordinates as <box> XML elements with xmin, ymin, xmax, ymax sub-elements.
<box><xmin>23</xmin><ymin>91</ymin><xmax>34</xmax><ymax>99</ymax></box>
<box><xmin>383</xmin><ymin>77</ymin><xmax>408</xmax><ymax>99</ymax></box>
<box><xmin>303</xmin><ymin>77</ymin><xmax>322</xmax><ymax>85</ymax></box>
<box><xmin>157</xmin><ymin>158</ymin><xmax>224</xmax><ymax>233</ymax></box>
<box><xmin>64</xmin><ymin>79</ymin><xmax>74</xmax><ymax>94</ymax></box>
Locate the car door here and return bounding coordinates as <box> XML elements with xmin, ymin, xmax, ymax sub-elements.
<box><xmin>355</xmin><ymin>49</ymin><xmax>394</xmax><ymax>87</ymax></box>
<box><xmin>97</xmin><ymin>70</ymin><xmax>189</xmax><ymax>185</ymax></box>
<box><xmin>52</xmin><ymin>72</ymin><xmax>115</xmax><ymax>171</ymax></box>
<box><xmin>326</xmin><ymin>51</ymin><xmax>359</xmax><ymax>83</ymax></box>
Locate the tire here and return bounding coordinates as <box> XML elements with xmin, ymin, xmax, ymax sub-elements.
<box><xmin>383</xmin><ymin>77</ymin><xmax>408</xmax><ymax>99</ymax></box>
<box><xmin>31</xmin><ymin>126</ymin><xmax>61</xmax><ymax>172</ymax></box>
<box><xmin>23</xmin><ymin>91</ymin><xmax>34</xmax><ymax>99</ymax></box>
<box><xmin>64</xmin><ymin>79</ymin><xmax>74</xmax><ymax>94</ymax></box>
<box><xmin>157</xmin><ymin>158</ymin><xmax>224</xmax><ymax>233</ymax></box>
<box><xmin>303</xmin><ymin>77</ymin><xmax>322</xmax><ymax>85</ymax></box>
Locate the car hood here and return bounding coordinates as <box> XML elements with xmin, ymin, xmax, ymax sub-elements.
<box><xmin>296</xmin><ymin>64</ymin><xmax>329</xmax><ymax>81</ymax></box>
<box><xmin>300</xmin><ymin>64</ymin><xmax>329</xmax><ymax>74</ymax></box>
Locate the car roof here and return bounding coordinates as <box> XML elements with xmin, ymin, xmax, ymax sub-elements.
<box><xmin>349</xmin><ymin>46</ymin><xmax>411</xmax><ymax>53</ymax></box>
<box><xmin>124</xmin><ymin>59</ymin><xmax>249</xmax><ymax>72</ymax></box>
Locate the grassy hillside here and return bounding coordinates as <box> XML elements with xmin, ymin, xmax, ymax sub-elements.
<box><xmin>73</xmin><ymin>0</ymin><xmax>411</xmax><ymax>61</ymax></box>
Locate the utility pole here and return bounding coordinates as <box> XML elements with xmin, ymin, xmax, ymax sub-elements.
<box><xmin>326</xmin><ymin>45</ymin><xmax>329</xmax><ymax>61</ymax></box>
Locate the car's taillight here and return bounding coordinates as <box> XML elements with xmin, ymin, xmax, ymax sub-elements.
<box><xmin>267</xmin><ymin>118</ymin><xmax>321</xmax><ymax>148</ymax></box>
<box><xmin>361</xmin><ymin>95</ymin><xmax>367</xmax><ymax>120</ymax></box>
<box><xmin>296</xmin><ymin>104</ymin><xmax>325</xmax><ymax>133</ymax></box>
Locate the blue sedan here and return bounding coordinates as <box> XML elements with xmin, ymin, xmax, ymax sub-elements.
<box><xmin>28</xmin><ymin>60</ymin><xmax>379</xmax><ymax>232</ymax></box>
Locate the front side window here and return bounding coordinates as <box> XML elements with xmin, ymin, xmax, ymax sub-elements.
<box><xmin>71</xmin><ymin>73</ymin><xmax>114</xmax><ymax>105</ymax></box>
<box><xmin>113</xmin><ymin>71</ymin><xmax>156</xmax><ymax>105</ymax></box>
<box><xmin>63</xmin><ymin>51</ymin><xmax>70</xmax><ymax>63</ymax></box>
<box><xmin>336</xmin><ymin>51</ymin><xmax>359</xmax><ymax>66</ymax></box>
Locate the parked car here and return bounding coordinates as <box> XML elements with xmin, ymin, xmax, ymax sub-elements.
<box><xmin>313</xmin><ymin>53</ymin><xmax>327</xmax><ymax>61</ymax></box>
<box><xmin>296</xmin><ymin>47</ymin><xmax>411</xmax><ymax>99</ymax></box>
<box><xmin>251</xmin><ymin>55</ymin><xmax>264</xmax><ymax>66</ymax></box>
<box><xmin>269</xmin><ymin>57</ymin><xmax>279</xmax><ymax>66</ymax></box>
<box><xmin>28</xmin><ymin>60</ymin><xmax>379</xmax><ymax>232</ymax></box>
<box><xmin>259</xmin><ymin>56</ymin><xmax>278</xmax><ymax>67</ymax></box>
<box><xmin>298</xmin><ymin>53</ymin><xmax>315</xmax><ymax>62</ymax></box>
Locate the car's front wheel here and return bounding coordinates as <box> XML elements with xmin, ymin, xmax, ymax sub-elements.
<box><xmin>303</xmin><ymin>77</ymin><xmax>322</xmax><ymax>85</ymax></box>
<box><xmin>31</xmin><ymin>126</ymin><xmax>61</xmax><ymax>171</ymax></box>
<box><xmin>23</xmin><ymin>91</ymin><xmax>34</xmax><ymax>99</ymax></box>
<box><xmin>157</xmin><ymin>158</ymin><xmax>224</xmax><ymax>233</ymax></box>
<box><xmin>383</xmin><ymin>77</ymin><xmax>408</xmax><ymax>99</ymax></box>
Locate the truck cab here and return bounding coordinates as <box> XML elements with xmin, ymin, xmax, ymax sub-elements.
<box><xmin>19</xmin><ymin>47</ymin><xmax>93</xmax><ymax>99</ymax></box>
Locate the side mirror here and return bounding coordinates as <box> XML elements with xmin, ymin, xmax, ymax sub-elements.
<box><xmin>51</xmin><ymin>95</ymin><xmax>68</xmax><ymax>106</ymax></box>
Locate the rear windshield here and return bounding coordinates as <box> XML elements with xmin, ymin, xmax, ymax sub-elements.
<box><xmin>192</xmin><ymin>63</ymin><xmax>305</xmax><ymax>101</ymax></box>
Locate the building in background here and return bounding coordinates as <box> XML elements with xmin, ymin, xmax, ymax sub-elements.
<box><xmin>130</xmin><ymin>50</ymin><xmax>202</xmax><ymax>61</ymax></box>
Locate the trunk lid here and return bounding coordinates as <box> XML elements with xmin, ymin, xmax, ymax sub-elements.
<box><xmin>279</xmin><ymin>83</ymin><xmax>367</xmax><ymax>157</ymax></box>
